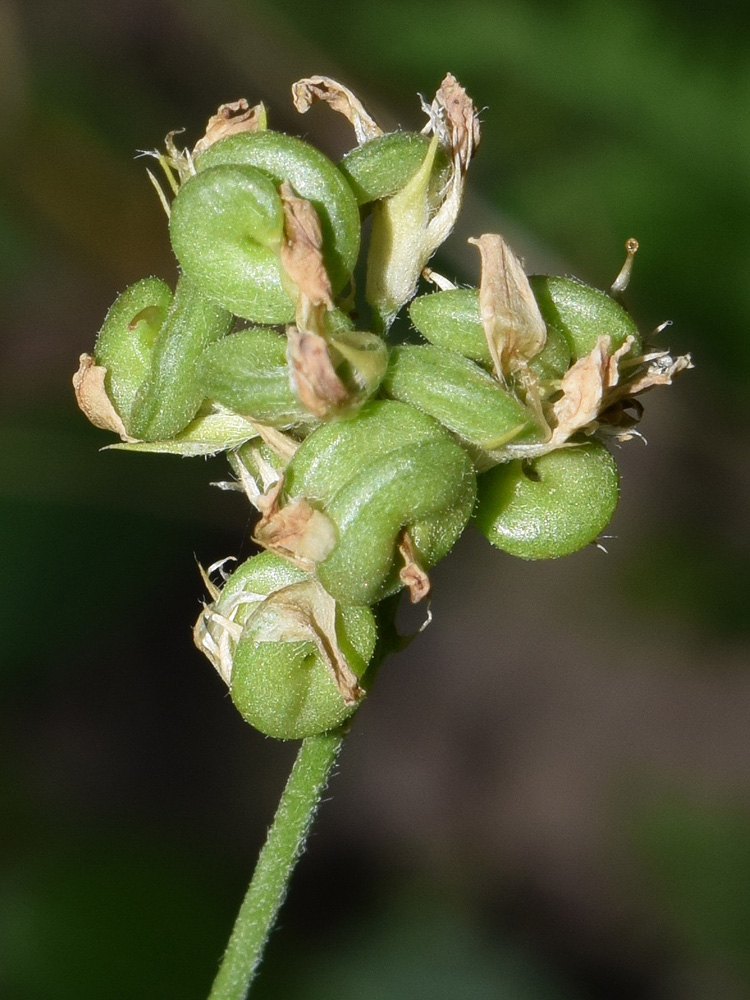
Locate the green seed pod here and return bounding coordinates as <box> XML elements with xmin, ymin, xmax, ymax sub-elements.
<box><xmin>169</xmin><ymin>164</ymin><xmax>292</xmax><ymax>323</ymax></box>
<box><xmin>94</xmin><ymin>277</ymin><xmax>172</xmax><ymax>431</ymax></box>
<box><xmin>528</xmin><ymin>275</ymin><xmax>641</xmax><ymax>359</ymax></box>
<box><xmin>198</xmin><ymin>327</ymin><xmax>315</xmax><ymax>427</ymax></box>
<box><xmin>528</xmin><ymin>323</ymin><xmax>571</xmax><ymax>383</ymax></box>
<box><xmin>197</xmin><ymin>551</ymin><xmax>377</xmax><ymax>740</ymax></box>
<box><xmin>474</xmin><ymin>440</ymin><xmax>619</xmax><ymax>559</ymax></box>
<box><xmin>409</xmin><ymin>289</ymin><xmax>488</xmax><ymax>362</ymax></box>
<box><xmin>408</xmin><ymin>288</ymin><xmax>571</xmax><ymax>380</ymax></box>
<box><xmin>283</xmin><ymin>400</ymin><xmax>477</xmax><ymax>605</ymax></box>
<box><xmin>194</xmin><ymin>130</ymin><xmax>360</xmax><ymax>300</ymax></box>
<box><xmin>339</xmin><ymin>131</ymin><xmax>450</xmax><ymax>205</ymax></box>
<box><xmin>128</xmin><ymin>276</ymin><xmax>233</xmax><ymax>442</ymax></box>
<box><xmin>383</xmin><ymin>344</ymin><xmax>540</xmax><ymax>450</ymax></box>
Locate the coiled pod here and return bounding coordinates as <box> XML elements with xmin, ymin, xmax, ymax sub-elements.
<box><xmin>280</xmin><ymin>400</ymin><xmax>477</xmax><ymax>605</ymax></box>
<box><xmin>382</xmin><ymin>344</ymin><xmax>542</xmax><ymax>452</ymax></box>
<box><xmin>195</xmin><ymin>551</ymin><xmax>376</xmax><ymax>739</ymax></box>
<box><xmin>170</xmin><ymin>165</ymin><xmax>289</xmax><ymax>323</ymax></box>
<box><xmin>170</xmin><ymin>132</ymin><xmax>360</xmax><ymax>323</ymax></box>
<box><xmin>93</xmin><ymin>277</ymin><xmax>172</xmax><ymax>432</ymax></box>
<box><xmin>93</xmin><ymin>275</ymin><xmax>232</xmax><ymax>441</ymax></box>
<box><xmin>528</xmin><ymin>275</ymin><xmax>642</xmax><ymax>359</ymax></box>
<box><xmin>197</xmin><ymin>327</ymin><xmax>316</xmax><ymax>428</ymax></box>
<box><xmin>408</xmin><ymin>288</ymin><xmax>572</xmax><ymax>381</ymax></box>
<box><xmin>339</xmin><ymin>131</ymin><xmax>450</xmax><ymax>205</ymax></box>
<box><xmin>474</xmin><ymin>440</ymin><xmax>619</xmax><ymax>559</ymax></box>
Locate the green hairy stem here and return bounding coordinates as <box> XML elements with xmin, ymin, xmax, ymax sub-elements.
<box><xmin>207</xmin><ymin>731</ymin><xmax>345</xmax><ymax>1000</ymax></box>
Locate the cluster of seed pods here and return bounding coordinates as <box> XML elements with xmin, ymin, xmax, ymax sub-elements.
<box><xmin>74</xmin><ymin>76</ymin><xmax>690</xmax><ymax>740</ymax></box>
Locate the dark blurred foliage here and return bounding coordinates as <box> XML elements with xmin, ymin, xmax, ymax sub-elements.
<box><xmin>1</xmin><ymin>1</ymin><xmax>750</xmax><ymax>998</ymax></box>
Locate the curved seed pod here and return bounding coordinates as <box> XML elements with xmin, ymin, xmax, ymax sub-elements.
<box><xmin>529</xmin><ymin>275</ymin><xmax>641</xmax><ymax>359</ymax></box>
<box><xmin>383</xmin><ymin>344</ymin><xmax>541</xmax><ymax>450</ymax></box>
<box><xmin>339</xmin><ymin>132</ymin><xmax>450</xmax><ymax>205</ymax></box>
<box><xmin>129</xmin><ymin>276</ymin><xmax>233</xmax><ymax>442</ymax></box>
<box><xmin>283</xmin><ymin>400</ymin><xmax>477</xmax><ymax>605</ymax></box>
<box><xmin>528</xmin><ymin>323</ymin><xmax>571</xmax><ymax>382</ymax></box>
<box><xmin>198</xmin><ymin>327</ymin><xmax>315</xmax><ymax>427</ymax></box>
<box><xmin>196</xmin><ymin>551</ymin><xmax>376</xmax><ymax>740</ymax></box>
<box><xmin>194</xmin><ymin>130</ymin><xmax>360</xmax><ymax>298</ymax></box>
<box><xmin>409</xmin><ymin>288</ymin><xmax>571</xmax><ymax>380</ymax></box>
<box><xmin>410</xmin><ymin>288</ymin><xmax>488</xmax><ymax>361</ymax></box>
<box><xmin>93</xmin><ymin>278</ymin><xmax>173</xmax><ymax>432</ymax></box>
<box><xmin>474</xmin><ymin>439</ymin><xmax>619</xmax><ymax>559</ymax></box>
<box><xmin>170</xmin><ymin>164</ymin><xmax>292</xmax><ymax>323</ymax></box>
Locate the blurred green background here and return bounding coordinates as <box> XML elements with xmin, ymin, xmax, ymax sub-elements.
<box><xmin>2</xmin><ymin>0</ymin><xmax>750</xmax><ymax>997</ymax></box>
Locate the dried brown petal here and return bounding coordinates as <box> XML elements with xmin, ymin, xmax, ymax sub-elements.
<box><xmin>469</xmin><ymin>234</ymin><xmax>547</xmax><ymax>380</ymax></box>
<box><xmin>615</xmin><ymin>351</ymin><xmax>693</xmax><ymax>397</ymax></box>
<box><xmin>433</xmin><ymin>72</ymin><xmax>481</xmax><ymax>168</ymax></box>
<box><xmin>279</xmin><ymin>181</ymin><xmax>333</xmax><ymax>310</ymax></box>
<box><xmin>398</xmin><ymin>531</ymin><xmax>431</xmax><ymax>603</ymax></box>
<box><xmin>193</xmin><ymin>99</ymin><xmax>266</xmax><ymax>155</ymax></box>
<box><xmin>549</xmin><ymin>335</ymin><xmax>633</xmax><ymax>445</ymax></box>
<box><xmin>286</xmin><ymin>325</ymin><xmax>348</xmax><ymax>418</ymax></box>
<box><xmin>292</xmin><ymin>76</ymin><xmax>383</xmax><ymax>145</ymax></box>
<box><xmin>250</xmin><ymin>580</ymin><xmax>363</xmax><ymax>704</ymax></box>
<box><xmin>72</xmin><ymin>354</ymin><xmax>132</xmax><ymax>440</ymax></box>
<box><xmin>254</xmin><ymin>478</ymin><xmax>336</xmax><ymax>570</ymax></box>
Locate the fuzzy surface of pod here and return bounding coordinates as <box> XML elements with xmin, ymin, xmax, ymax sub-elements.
<box><xmin>283</xmin><ymin>400</ymin><xmax>477</xmax><ymax>605</ymax></box>
<box><xmin>93</xmin><ymin>278</ymin><xmax>173</xmax><ymax>432</ymax></box>
<box><xmin>383</xmin><ymin>344</ymin><xmax>541</xmax><ymax>450</ymax></box>
<box><xmin>408</xmin><ymin>288</ymin><xmax>571</xmax><ymax>380</ymax></box>
<box><xmin>191</xmin><ymin>131</ymin><xmax>360</xmax><ymax>308</ymax></box>
<box><xmin>126</xmin><ymin>276</ymin><xmax>233</xmax><ymax>441</ymax></box>
<box><xmin>197</xmin><ymin>327</ymin><xmax>315</xmax><ymax>428</ymax></box>
<box><xmin>169</xmin><ymin>164</ymin><xmax>291</xmax><ymax>323</ymax></box>
<box><xmin>528</xmin><ymin>275</ymin><xmax>642</xmax><ymax>359</ymax></box>
<box><xmin>473</xmin><ymin>439</ymin><xmax>619</xmax><ymax>559</ymax></box>
<box><xmin>339</xmin><ymin>131</ymin><xmax>450</xmax><ymax>205</ymax></box>
<box><xmin>201</xmin><ymin>552</ymin><xmax>376</xmax><ymax>740</ymax></box>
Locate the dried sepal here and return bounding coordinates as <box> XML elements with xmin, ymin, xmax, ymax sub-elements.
<box><xmin>366</xmin><ymin>74</ymin><xmax>480</xmax><ymax>328</ymax></box>
<box><xmin>422</xmin><ymin>72</ymin><xmax>481</xmax><ymax>171</ymax></box>
<box><xmin>291</xmin><ymin>76</ymin><xmax>383</xmax><ymax>145</ymax></box>
<box><xmin>417</xmin><ymin>73</ymin><xmax>480</xmax><ymax>256</ymax></box>
<box><xmin>549</xmin><ymin>336</ymin><xmax>693</xmax><ymax>447</ymax></box>
<box><xmin>398</xmin><ymin>531</ymin><xmax>431</xmax><ymax>603</ymax></box>
<box><xmin>275</xmin><ymin>184</ymin><xmax>358</xmax><ymax>418</ymax></box>
<box><xmin>193</xmin><ymin>99</ymin><xmax>267</xmax><ymax>156</ymax></box>
<box><xmin>286</xmin><ymin>326</ymin><xmax>349</xmax><ymax>418</ymax></box>
<box><xmin>72</xmin><ymin>354</ymin><xmax>133</xmax><ymax>441</ymax></box>
<box><xmin>549</xmin><ymin>335</ymin><xmax>634</xmax><ymax>445</ymax></box>
<box><xmin>193</xmin><ymin>574</ymin><xmax>271</xmax><ymax>686</ymax></box>
<box><xmin>254</xmin><ymin>478</ymin><xmax>337</xmax><ymax>570</ymax></box>
<box><xmin>245</xmin><ymin>579</ymin><xmax>363</xmax><ymax>704</ymax></box>
<box><xmin>279</xmin><ymin>181</ymin><xmax>334</xmax><ymax>311</ymax></box>
<box><xmin>242</xmin><ymin>423</ymin><xmax>300</xmax><ymax>469</ymax></box>
<box><xmin>616</xmin><ymin>349</ymin><xmax>693</xmax><ymax>397</ymax></box>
